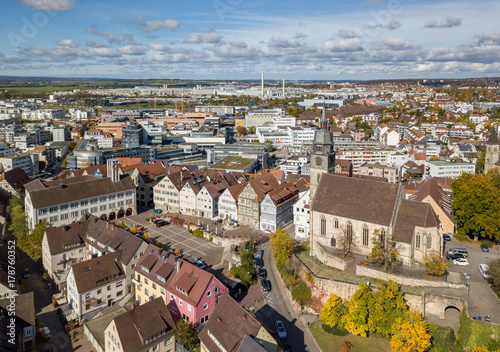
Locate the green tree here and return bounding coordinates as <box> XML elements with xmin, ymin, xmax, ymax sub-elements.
<box><xmin>17</xmin><ymin>220</ymin><xmax>51</xmax><ymax>261</ymax></box>
<box><xmin>452</xmin><ymin>171</ymin><xmax>500</xmax><ymax>240</ymax></box>
<box><xmin>248</xmin><ymin>126</ymin><xmax>256</xmax><ymax>135</ymax></box>
<box><xmin>343</xmin><ymin>283</ymin><xmax>372</xmax><ymax>337</ymax></box>
<box><xmin>175</xmin><ymin>319</ymin><xmax>200</xmax><ymax>352</ymax></box>
<box><xmin>131</xmin><ymin>224</ymin><xmax>137</xmax><ymax>234</ymax></box>
<box><xmin>236</xmin><ymin>126</ymin><xmax>248</xmax><ymax>136</ymax></box>
<box><xmin>270</xmin><ymin>228</ymin><xmax>293</xmax><ymax>266</ymax></box>
<box><xmin>291</xmin><ymin>279</ymin><xmax>311</xmax><ymax>308</ymax></box>
<box><xmin>367</xmin><ymin>230</ymin><xmax>401</xmax><ymax>272</ymax></box>
<box><xmin>390</xmin><ymin>310</ymin><xmax>431</xmax><ymax>352</ymax></box>
<box><xmin>120</xmin><ymin>220</ymin><xmax>126</xmax><ymax>228</ymax></box>
<box><xmin>488</xmin><ymin>258</ymin><xmax>500</xmax><ymax>290</ymax></box>
<box><xmin>320</xmin><ymin>294</ymin><xmax>347</xmax><ymax>329</ymax></box>
<box><xmin>367</xmin><ymin>281</ymin><xmax>408</xmax><ymax>337</ymax></box>
<box><xmin>424</xmin><ymin>251</ymin><xmax>449</xmax><ymax>276</ymax></box>
<box><xmin>8</xmin><ymin>191</ymin><xmax>28</xmax><ymax>238</ymax></box>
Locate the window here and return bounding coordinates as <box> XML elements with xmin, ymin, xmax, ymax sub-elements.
<box><xmin>362</xmin><ymin>226</ymin><xmax>369</xmax><ymax>246</ymax></box>
<box><xmin>416</xmin><ymin>234</ymin><xmax>421</xmax><ymax>249</ymax></box>
<box><xmin>116</xmin><ymin>282</ymin><xmax>123</xmax><ymax>287</ymax></box>
<box><xmin>97</xmin><ymin>289</ymin><xmax>101</xmax><ymax>294</ymax></box>
<box><xmin>320</xmin><ymin>216</ymin><xmax>326</xmax><ymax>236</ymax></box>
<box><xmin>145</xmin><ymin>288</ymin><xmax>149</xmax><ymax>296</ymax></box>
<box><xmin>170</xmin><ymin>294</ymin><xmax>174</xmax><ymax>300</ymax></box>
<box><xmin>346</xmin><ymin>222</ymin><xmax>353</xmax><ymax>244</ymax></box>
<box><xmin>117</xmin><ymin>291</ymin><xmax>122</xmax><ymax>297</ymax></box>
<box><xmin>380</xmin><ymin>229</ymin><xmax>386</xmax><ymax>250</ymax></box>
<box><xmin>152</xmin><ymin>283</ymin><xmax>157</xmax><ymax>290</ymax></box>
<box><xmin>334</xmin><ymin>218</ymin><xmax>339</xmax><ymax>229</ymax></box>
<box><xmin>179</xmin><ymin>299</ymin><xmax>183</xmax><ymax>306</ymax></box>
<box><xmin>207</xmin><ymin>290</ymin><xmax>211</xmax><ymax>297</ymax></box>
<box><xmin>107</xmin><ymin>285</ymin><xmax>111</xmax><ymax>291</ymax></box>
<box><xmin>426</xmin><ymin>234</ymin><xmax>432</xmax><ymax>249</ymax></box>
<box><xmin>203</xmin><ymin>303</ymin><xmax>208</xmax><ymax>310</ymax></box>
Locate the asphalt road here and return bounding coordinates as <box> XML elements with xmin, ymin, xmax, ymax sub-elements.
<box><xmin>445</xmin><ymin>239</ymin><xmax>500</xmax><ymax>322</ymax></box>
<box><xmin>256</xmin><ymin>241</ymin><xmax>320</xmax><ymax>352</ymax></box>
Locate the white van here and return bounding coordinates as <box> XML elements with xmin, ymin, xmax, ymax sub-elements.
<box><xmin>479</xmin><ymin>264</ymin><xmax>490</xmax><ymax>280</ymax></box>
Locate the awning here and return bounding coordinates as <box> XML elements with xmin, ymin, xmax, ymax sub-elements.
<box><xmin>56</xmin><ymin>297</ymin><xmax>67</xmax><ymax>306</ymax></box>
<box><xmin>60</xmin><ymin>303</ymin><xmax>77</xmax><ymax>321</ymax></box>
<box><xmin>231</xmin><ymin>219</ymin><xmax>238</xmax><ymax>223</ymax></box>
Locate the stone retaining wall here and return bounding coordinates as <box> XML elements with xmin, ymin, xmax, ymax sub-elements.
<box><xmin>355</xmin><ymin>265</ymin><xmax>465</xmax><ymax>289</ymax></box>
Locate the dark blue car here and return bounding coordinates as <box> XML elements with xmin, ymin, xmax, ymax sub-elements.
<box><xmin>443</xmin><ymin>234</ymin><xmax>451</xmax><ymax>241</ymax></box>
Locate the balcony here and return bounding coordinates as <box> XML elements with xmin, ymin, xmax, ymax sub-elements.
<box><xmin>132</xmin><ymin>277</ymin><xmax>141</xmax><ymax>286</ymax></box>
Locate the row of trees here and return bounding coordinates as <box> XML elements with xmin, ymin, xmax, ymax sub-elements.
<box><xmin>320</xmin><ymin>281</ymin><xmax>431</xmax><ymax>352</ymax></box>
<box><xmin>270</xmin><ymin>229</ymin><xmax>312</xmax><ymax>307</ymax></box>
<box><xmin>8</xmin><ymin>190</ymin><xmax>51</xmax><ymax>261</ymax></box>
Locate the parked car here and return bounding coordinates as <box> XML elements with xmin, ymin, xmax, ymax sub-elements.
<box><xmin>453</xmin><ymin>258</ymin><xmax>470</xmax><ymax>266</ymax></box>
<box><xmin>479</xmin><ymin>264</ymin><xmax>490</xmax><ymax>279</ymax></box>
<box><xmin>260</xmin><ymin>278</ymin><xmax>271</xmax><ymax>292</ymax></box>
<box><xmin>447</xmin><ymin>248</ymin><xmax>468</xmax><ymax>257</ymax></box>
<box><xmin>258</xmin><ymin>268</ymin><xmax>267</xmax><ymax>279</ymax></box>
<box><xmin>443</xmin><ymin>234</ymin><xmax>451</xmax><ymax>241</ymax></box>
<box><xmin>193</xmin><ymin>259</ymin><xmax>206</xmax><ymax>269</ymax></box>
<box><xmin>22</xmin><ymin>268</ymin><xmax>30</xmax><ymax>279</ymax></box>
<box><xmin>275</xmin><ymin>320</ymin><xmax>287</xmax><ymax>339</ymax></box>
<box><xmin>255</xmin><ymin>257</ymin><xmax>264</xmax><ymax>268</ymax></box>
<box><xmin>481</xmin><ymin>245</ymin><xmax>489</xmax><ymax>252</ymax></box>
<box><xmin>446</xmin><ymin>253</ymin><xmax>465</xmax><ymax>260</ymax></box>
<box><xmin>156</xmin><ymin>220</ymin><xmax>168</xmax><ymax>227</ymax></box>
<box><xmin>255</xmin><ymin>248</ymin><xmax>263</xmax><ymax>259</ymax></box>
<box><xmin>153</xmin><ymin>209</ymin><xmax>163</xmax><ymax>213</ymax></box>
<box><xmin>284</xmin><ymin>343</ymin><xmax>294</xmax><ymax>352</ymax></box>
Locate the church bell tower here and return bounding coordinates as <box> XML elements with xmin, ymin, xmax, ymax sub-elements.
<box><xmin>310</xmin><ymin>106</ymin><xmax>335</xmax><ymax>200</ymax></box>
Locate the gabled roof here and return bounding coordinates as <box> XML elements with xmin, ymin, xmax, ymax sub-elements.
<box><xmin>247</xmin><ymin>174</ymin><xmax>280</xmax><ymax>202</ymax></box>
<box><xmin>44</xmin><ymin>223</ymin><xmax>85</xmax><ymax>255</ymax></box>
<box><xmin>70</xmin><ymin>252</ymin><xmax>124</xmax><ymax>293</ymax></box>
<box><xmin>199</xmin><ymin>294</ymin><xmax>265</xmax><ymax>352</ymax></box>
<box><xmin>83</xmin><ymin>214</ymin><xmax>145</xmax><ymax>265</ymax></box>
<box><xmin>312</xmin><ymin>174</ymin><xmax>399</xmax><ymax>226</ymax></box>
<box><xmin>0</xmin><ymin>167</ymin><xmax>32</xmax><ymax>190</ymax></box>
<box><xmin>25</xmin><ymin>175</ymin><xmax>136</xmax><ymax>208</ymax></box>
<box><xmin>393</xmin><ymin>199</ymin><xmax>440</xmax><ymax>244</ymax></box>
<box><xmin>135</xmin><ymin>244</ymin><xmax>177</xmax><ymax>285</ymax></box>
<box><xmin>167</xmin><ymin>260</ymin><xmax>214</xmax><ymax>307</ymax></box>
<box><xmin>111</xmin><ymin>298</ymin><xmax>176</xmax><ymax>352</ymax></box>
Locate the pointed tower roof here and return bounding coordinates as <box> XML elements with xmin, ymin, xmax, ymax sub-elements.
<box><xmin>487</xmin><ymin>132</ymin><xmax>500</xmax><ymax>145</ymax></box>
<box><xmin>320</xmin><ymin>105</ymin><xmax>328</xmax><ymax>130</ymax></box>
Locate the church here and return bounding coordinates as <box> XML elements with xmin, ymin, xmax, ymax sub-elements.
<box><xmin>484</xmin><ymin>131</ymin><xmax>500</xmax><ymax>173</ymax></box>
<box><xmin>309</xmin><ymin>108</ymin><xmax>443</xmax><ymax>266</ymax></box>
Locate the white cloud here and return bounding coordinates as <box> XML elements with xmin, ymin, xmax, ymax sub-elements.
<box><xmin>85</xmin><ymin>27</ymin><xmax>140</xmax><ymax>45</ymax></box>
<box><xmin>338</xmin><ymin>30</ymin><xmax>358</xmax><ymax>39</ymax></box>
<box><xmin>184</xmin><ymin>33</ymin><xmax>202</xmax><ymax>44</ymax></box>
<box><xmin>202</xmin><ymin>30</ymin><xmax>223</xmax><ymax>44</ymax></box>
<box><xmin>425</xmin><ymin>17</ymin><xmax>462</xmax><ymax>28</ymax></box>
<box><xmin>140</xmin><ymin>19</ymin><xmax>179</xmax><ymax>32</ymax></box>
<box><xmin>118</xmin><ymin>46</ymin><xmax>145</xmax><ymax>56</ymax></box>
<box><xmin>20</xmin><ymin>0</ymin><xmax>74</xmax><ymax>11</ymax></box>
<box><xmin>56</xmin><ymin>39</ymin><xmax>79</xmax><ymax>48</ymax></box>
<box><xmin>86</xmin><ymin>39</ymin><xmax>107</xmax><ymax>48</ymax></box>
<box><xmin>371</xmin><ymin>38</ymin><xmax>421</xmax><ymax>51</ymax></box>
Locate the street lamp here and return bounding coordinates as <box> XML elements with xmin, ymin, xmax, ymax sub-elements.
<box><xmin>464</xmin><ymin>272</ymin><xmax>470</xmax><ymax>314</ymax></box>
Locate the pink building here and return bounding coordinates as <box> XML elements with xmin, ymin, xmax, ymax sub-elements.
<box><xmin>134</xmin><ymin>244</ymin><xmax>228</xmax><ymax>327</ymax></box>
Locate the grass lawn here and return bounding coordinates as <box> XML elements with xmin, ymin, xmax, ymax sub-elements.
<box><xmin>457</xmin><ymin>311</ymin><xmax>500</xmax><ymax>351</ymax></box>
<box><xmin>310</xmin><ymin>320</ymin><xmax>391</xmax><ymax>352</ymax></box>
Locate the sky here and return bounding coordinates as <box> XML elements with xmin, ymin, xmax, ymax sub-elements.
<box><xmin>1</xmin><ymin>0</ymin><xmax>500</xmax><ymax>80</ymax></box>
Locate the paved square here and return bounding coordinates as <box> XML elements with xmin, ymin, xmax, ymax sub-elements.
<box><xmin>119</xmin><ymin>213</ymin><xmax>225</xmax><ymax>268</ymax></box>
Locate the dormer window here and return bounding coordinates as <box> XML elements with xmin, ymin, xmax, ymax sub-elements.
<box><xmin>141</xmin><ymin>265</ymin><xmax>150</xmax><ymax>274</ymax></box>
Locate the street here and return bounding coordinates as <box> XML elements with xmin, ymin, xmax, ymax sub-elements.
<box><xmin>255</xmin><ymin>240</ymin><xmax>320</xmax><ymax>352</ymax></box>
<box><xmin>446</xmin><ymin>239</ymin><xmax>500</xmax><ymax>323</ymax></box>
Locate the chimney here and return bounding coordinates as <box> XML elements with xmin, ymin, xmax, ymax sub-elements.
<box><xmin>176</xmin><ymin>259</ymin><xmax>181</xmax><ymax>273</ymax></box>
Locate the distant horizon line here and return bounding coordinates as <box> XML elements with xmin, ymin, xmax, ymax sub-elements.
<box><xmin>0</xmin><ymin>74</ymin><xmax>499</xmax><ymax>83</ymax></box>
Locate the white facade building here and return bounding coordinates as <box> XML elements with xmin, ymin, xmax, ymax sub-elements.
<box><xmin>426</xmin><ymin>160</ymin><xmax>475</xmax><ymax>178</ymax></box>
<box><xmin>293</xmin><ymin>188</ymin><xmax>311</xmax><ymax>239</ymax></box>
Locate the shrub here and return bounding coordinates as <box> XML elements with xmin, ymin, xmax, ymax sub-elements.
<box><xmin>42</xmin><ymin>273</ymin><xmax>49</xmax><ymax>282</ymax></box>
<box><xmin>174</xmin><ymin>248</ymin><xmax>180</xmax><ymax>254</ymax></box>
<box><xmin>193</xmin><ymin>229</ymin><xmax>204</xmax><ymax>238</ymax></box>
<box><xmin>209</xmin><ymin>236</ymin><xmax>213</xmax><ymax>242</ymax></box>
<box><xmin>429</xmin><ymin>323</ymin><xmax>455</xmax><ymax>352</ymax></box>
<box><xmin>322</xmin><ymin>323</ymin><xmax>349</xmax><ymax>336</ymax></box>
<box><xmin>306</xmin><ymin>272</ymin><xmax>314</xmax><ymax>283</ymax></box>
<box><xmin>340</xmin><ymin>340</ymin><xmax>353</xmax><ymax>352</ymax></box>
<box><xmin>291</xmin><ymin>279</ymin><xmax>311</xmax><ymax>307</ymax></box>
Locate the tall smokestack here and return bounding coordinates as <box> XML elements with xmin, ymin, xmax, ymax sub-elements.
<box><xmin>261</xmin><ymin>72</ymin><xmax>264</xmax><ymax>97</ymax></box>
<box><xmin>282</xmin><ymin>77</ymin><xmax>285</xmax><ymax>97</ymax></box>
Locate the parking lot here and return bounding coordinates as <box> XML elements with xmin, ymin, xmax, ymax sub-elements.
<box><xmin>119</xmin><ymin>212</ymin><xmax>225</xmax><ymax>269</ymax></box>
<box><xmin>445</xmin><ymin>239</ymin><xmax>500</xmax><ymax>323</ymax></box>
